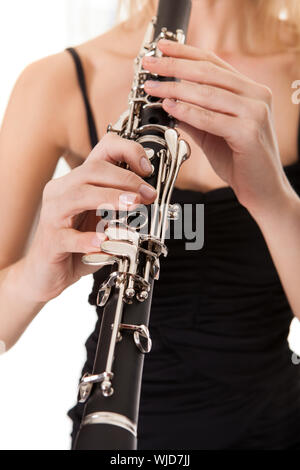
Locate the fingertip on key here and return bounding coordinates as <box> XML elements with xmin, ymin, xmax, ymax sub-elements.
<box><xmin>140</xmin><ymin>156</ymin><xmax>153</xmax><ymax>174</ymax></box>
<box><xmin>91</xmin><ymin>232</ymin><xmax>106</xmax><ymax>249</ymax></box>
<box><xmin>158</xmin><ymin>39</ymin><xmax>174</xmax><ymax>47</ymax></box>
<box><xmin>164</xmin><ymin>98</ymin><xmax>177</xmax><ymax>108</ymax></box>
<box><xmin>119</xmin><ymin>193</ymin><xmax>140</xmax><ymax>208</ymax></box>
<box><xmin>139</xmin><ymin>184</ymin><xmax>157</xmax><ymax>201</ymax></box>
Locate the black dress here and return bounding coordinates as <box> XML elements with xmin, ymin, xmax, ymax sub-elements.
<box><xmin>66</xmin><ymin>47</ymin><xmax>300</xmax><ymax>450</ymax></box>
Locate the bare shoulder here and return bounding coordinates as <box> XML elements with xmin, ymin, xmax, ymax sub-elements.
<box><xmin>6</xmin><ymin>21</ymin><xmax>147</xmax><ymax>158</ymax></box>
<box><xmin>5</xmin><ymin>28</ymin><xmax>130</xmax><ymax>152</ymax></box>
<box><xmin>16</xmin><ymin>51</ymin><xmax>77</xmax><ymax>110</ymax></box>
<box><xmin>6</xmin><ymin>50</ymin><xmax>81</xmax><ymax>150</ymax></box>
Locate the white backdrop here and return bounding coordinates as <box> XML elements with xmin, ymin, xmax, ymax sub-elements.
<box><xmin>0</xmin><ymin>0</ymin><xmax>300</xmax><ymax>451</ymax></box>
<box><xmin>0</xmin><ymin>0</ymin><xmax>118</xmax><ymax>450</ymax></box>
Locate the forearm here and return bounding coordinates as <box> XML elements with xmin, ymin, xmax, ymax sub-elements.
<box><xmin>0</xmin><ymin>258</ymin><xmax>46</xmax><ymax>352</ymax></box>
<box><xmin>250</xmin><ymin>187</ymin><xmax>300</xmax><ymax>319</ymax></box>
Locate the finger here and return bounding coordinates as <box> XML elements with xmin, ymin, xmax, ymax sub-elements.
<box><xmin>60</xmin><ymin>185</ymin><xmax>157</xmax><ymax>219</ymax></box>
<box><xmin>58</xmin><ymin>229</ymin><xmax>107</xmax><ymax>255</ymax></box>
<box><xmin>157</xmin><ymin>39</ymin><xmax>239</xmax><ymax>74</ymax></box>
<box><xmin>44</xmin><ymin>164</ymin><xmax>157</xmax><ymax>223</ymax></box>
<box><xmin>142</xmin><ymin>55</ymin><xmax>272</xmax><ymax>103</ymax></box>
<box><xmin>162</xmin><ymin>98</ymin><xmax>238</xmax><ymax>143</ymax></box>
<box><xmin>176</xmin><ymin>120</ymin><xmax>206</xmax><ymax>143</ymax></box>
<box><xmin>80</xmin><ymin>160</ymin><xmax>154</xmax><ymax>192</ymax></box>
<box><xmin>145</xmin><ymin>80</ymin><xmax>254</xmax><ymax>117</ymax></box>
<box><xmin>86</xmin><ymin>133</ymin><xmax>153</xmax><ymax>177</ymax></box>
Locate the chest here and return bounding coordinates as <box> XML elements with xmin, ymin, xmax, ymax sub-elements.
<box><xmin>66</xmin><ymin>52</ymin><xmax>299</xmax><ymax>192</ymax></box>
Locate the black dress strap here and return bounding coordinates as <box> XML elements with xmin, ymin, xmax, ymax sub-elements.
<box><xmin>66</xmin><ymin>47</ymin><xmax>99</xmax><ymax>149</ymax></box>
<box><xmin>298</xmin><ymin>109</ymin><xmax>300</xmax><ymax>159</ymax></box>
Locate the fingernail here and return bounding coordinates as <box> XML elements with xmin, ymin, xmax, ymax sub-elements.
<box><xmin>145</xmin><ymin>80</ymin><xmax>160</xmax><ymax>89</ymax></box>
<box><xmin>119</xmin><ymin>193</ymin><xmax>139</xmax><ymax>207</ymax></box>
<box><xmin>159</xmin><ymin>39</ymin><xmax>173</xmax><ymax>45</ymax></box>
<box><xmin>140</xmin><ymin>156</ymin><xmax>152</xmax><ymax>174</ymax></box>
<box><xmin>164</xmin><ymin>98</ymin><xmax>177</xmax><ymax>108</ymax></box>
<box><xmin>91</xmin><ymin>233</ymin><xmax>105</xmax><ymax>249</ymax></box>
<box><xmin>139</xmin><ymin>184</ymin><xmax>157</xmax><ymax>200</ymax></box>
<box><xmin>143</xmin><ymin>55</ymin><xmax>158</xmax><ymax>64</ymax></box>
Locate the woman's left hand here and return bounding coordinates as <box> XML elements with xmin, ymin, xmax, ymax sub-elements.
<box><xmin>143</xmin><ymin>39</ymin><xmax>292</xmax><ymax>218</ymax></box>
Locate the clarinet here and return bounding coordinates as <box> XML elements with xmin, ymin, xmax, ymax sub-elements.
<box><xmin>74</xmin><ymin>0</ymin><xmax>192</xmax><ymax>450</ymax></box>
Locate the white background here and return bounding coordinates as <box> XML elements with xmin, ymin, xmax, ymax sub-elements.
<box><xmin>0</xmin><ymin>0</ymin><xmax>300</xmax><ymax>451</ymax></box>
<box><xmin>0</xmin><ymin>0</ymin><xmax>118</xmax><ymax>450</ymax></box>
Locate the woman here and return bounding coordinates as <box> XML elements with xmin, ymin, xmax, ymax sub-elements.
<box><xmin>0</xmin><ymin>0</ymin><xmax>300</xmax><ymax>449</ymax></box>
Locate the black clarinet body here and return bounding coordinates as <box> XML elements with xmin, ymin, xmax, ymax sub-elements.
<box><xmin>74</xmin><ymin>0</ymin><xmax>192</xmax><ymax>450</ymax></box>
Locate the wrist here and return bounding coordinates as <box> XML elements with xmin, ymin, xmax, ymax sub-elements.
<box><xmin>249</xmin><ymin>184</ymin><xmax>300</xmax><ymax>231</ymax></box>
<box><xmin>4</xmin><ymin>257</ymin><xmax>47</xmax><ymax>310</ymax></box>
<box><xmin>0</xmin><ymin>259</ymin><xmax>47</xmax><ymax>351</ymax></box>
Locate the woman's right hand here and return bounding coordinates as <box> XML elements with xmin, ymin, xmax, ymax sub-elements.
<box><xmin>22</xmin><ymin>133</ymin><xmax>156</xmax><ymax>303</ymax></box>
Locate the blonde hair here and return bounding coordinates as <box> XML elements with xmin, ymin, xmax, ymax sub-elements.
<box><xmin>117</xmin><ymin>0</ymin><xmax>300</xmax><ymax>53</ymax></box>
<box><xmin>117</xmin><ymin>0</ymin><xmax>156</xmax><ymax>20</ymax></box>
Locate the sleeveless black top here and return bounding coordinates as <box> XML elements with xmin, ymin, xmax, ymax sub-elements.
<box><xmin>66</xmin><ymin>47</ymin><xmax>300</xmax><ymax>450</ymax></box>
